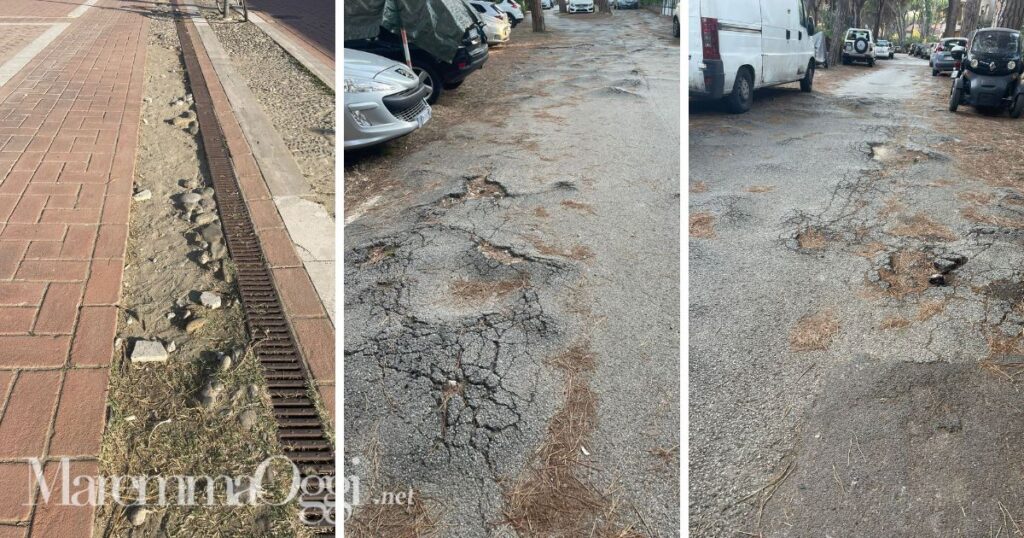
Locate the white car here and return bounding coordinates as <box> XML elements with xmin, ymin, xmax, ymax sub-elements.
<box><xmin>568</xmin><ymin>0</ymin><xmax>595</xmax><ymax>13</ymax></box>
<box><xmin>688</xmin><ymin>0</ymin><xmax>816</xmax><ymax>113</ymax></box>
<box><xmin>469</xmin><ymin>1</ymin><xmax>511</xmax><ymax>45</ymax></box>
<box><xmin>842</xmin><ymin>28</ymin><xmax>875</xmax><ymax>66</ymax></box>
<box><xmin>490</xmin><ymin>0</ymin><xmax>524</xmax><ymax>26</ymax></box>
<box><xmin>344</xmin><ymin>49</ymin><xmax>432</xmax><ymax>150</ymax></box>
<box><xmin>875</xmin><ymin>39</ymin><xmax>894</xmax><ymax>59</ymax></box>
<box><xmin>541</xmin><ymin>0</ymin><xmax>553</xmax><ymax>7</ymax></box>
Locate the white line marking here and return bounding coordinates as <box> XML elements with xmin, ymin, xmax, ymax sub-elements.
<box><xmin>67</xmin><ymin>0</ymin><xmax>100</xmax><ymax>19</ymax></box>
<box><xmin>0</xmin><ymin>23</ymin><xmax>68</xmax><ymax>88</ymax></box>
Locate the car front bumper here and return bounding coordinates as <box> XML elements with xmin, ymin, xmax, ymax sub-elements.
<box><xmin>344</xmin><ymin>84</ymin><xmax>432</xmax><ymax>150</ymax></box>
<box><xmin>568</xmin><ymin>4</ymin><xmax>595</xmax><ymax>12</ymax></box>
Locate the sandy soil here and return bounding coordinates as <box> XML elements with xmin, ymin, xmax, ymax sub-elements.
<box><xmin>95</xmin><ymin>5</ymin><xmax>309</xmax><ymax>536</ymax></box>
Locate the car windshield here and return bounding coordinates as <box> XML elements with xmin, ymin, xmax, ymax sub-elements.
<box><xmin>847</xmin><ymin>30</ymin><xmax>869</xmax><ymax>40</ymax></box>
<box><xmin>971</xmin><ymin>31</ymin><xmax>1019</xmax><ymax>55</ymax></box>
<box><xmin>944</xmin><ymin>38</ymin><xmax>967</xmax><ymax>47</ymax></box>
<box><xmin>877</xmin><ymin>40</ymin><xmax>889</xmax><ymax>46</ymax></box>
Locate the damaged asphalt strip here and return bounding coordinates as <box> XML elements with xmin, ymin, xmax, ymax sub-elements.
<box><xmin>691</xmin><ymin>56</ymin><xmax>1024</xmax><ymax>536</ymax></box>
<box><xmin>346</xmin><ymin>10</ymin><xmax>680</xmax><ymax>536</ymax></box>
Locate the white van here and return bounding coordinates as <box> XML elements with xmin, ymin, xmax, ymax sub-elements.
<box><xmin>688</xmin><ymin>0</ymin><xmax>817</xmax><ymax>113</ymax></box>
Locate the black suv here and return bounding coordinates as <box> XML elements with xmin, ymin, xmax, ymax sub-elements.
<box><xmin>345</xmin><ymin>25</ymin><xmax>489</xmax><ymax>104</ymax></box>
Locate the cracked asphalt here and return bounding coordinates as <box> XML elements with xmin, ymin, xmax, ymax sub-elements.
<box><xmin>691</xmin><ymin>54</ymin><xmax>1024</xmax><ymax>535</ymax></box>
<box><xmin>345</xmin><ymin>9</ymin><xmax>679</xmax><ymax>536</ymax></box>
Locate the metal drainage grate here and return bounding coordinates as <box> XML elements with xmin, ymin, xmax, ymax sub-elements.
<box><xmin>174</xmin><ymin>15</ymin><xmax>335</xmax><ymax>531</ymax></box>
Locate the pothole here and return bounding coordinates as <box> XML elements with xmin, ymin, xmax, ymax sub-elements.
<box><xmin>440</xmin><ymin>175</ymin><xmax>508</xmax><ymax>207</ymax></box>
<box><xmin>869</xmin><ymin>142</ymin><xmax>931</xmax><ymax>165</ymax></box>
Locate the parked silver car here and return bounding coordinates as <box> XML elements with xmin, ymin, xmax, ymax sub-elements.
<box><xmin>469</xmin><ymin>0</ymin><xmax>512</xmax><ymax>45</ymax></box>
<box><xmin>344</xmin><ymin>49</ymin><xmax>432</xmax><ymax>150</ymax></box>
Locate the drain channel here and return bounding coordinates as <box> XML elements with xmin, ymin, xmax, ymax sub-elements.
<box><xmin>173</xmin><ymin>13</ymin><xmax>334</xmax><ymax>530</ymax></box>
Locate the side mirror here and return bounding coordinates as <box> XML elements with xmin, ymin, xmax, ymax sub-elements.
<box><xmin>951</xmin><ymin>46</ymin><xmax>966</xmax><ymax>60</ymax></box>
<box><xmin>807</xmin><ymin>18</ymin><xmax>815</xmax><ymax>35</ymax></box>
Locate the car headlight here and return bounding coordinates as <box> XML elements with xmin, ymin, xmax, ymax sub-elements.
<box><xmin>970</xmin><ymin>58</ymin><xmax>979</xmax><ymax>68</ymax></box>
<box><xmin>344</xmin><ymin>78</ymin><xmax>397</xmax><ymax>94</ymax></box>
<box><xmin>1010</xmin><ymin>60</ymin><xmax>1017</xmax><ymax>70</ymax></box>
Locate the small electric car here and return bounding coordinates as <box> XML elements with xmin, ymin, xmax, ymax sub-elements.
<box><xmin>948</xmin><ymin>28</ymin><xmax>1024</xmax><ymax>117</ymax></box>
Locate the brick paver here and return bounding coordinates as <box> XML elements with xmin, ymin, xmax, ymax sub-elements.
<box><xmin>0</xmin><ymin>0</ymin><xmax>146</xmax><ymax>535</ymax></box>
<box><xmin>246</xmin><ymin>0</ymin><xmax>334</xmax><ymax>62</ymax></box>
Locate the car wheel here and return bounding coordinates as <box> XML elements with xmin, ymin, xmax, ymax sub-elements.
<box><xmin>868</xmin><ymin>58</ymin><xmax>875</xmax><ymax>67</ymax></box>
<box><xmin>932</xmin><ymin>69</ymin><xmax>938</xmax><ymax>76</ymax></box>
<box><xmin>949</xmin><ymin>85</ymin><xmax>961</xmax><ymax>112</ymax></box>
<box><xmin>1011</xmin><ymin>95</ymin><xmax>1024</xmax><ymax>118</ymax></box>
<box><xmin>672</xmin><ymin>17</ymin><xmax>680</xmax><ymax>38</ymax></box>
<box><xmin>800</xmin><ymin>60</ymin><xmax>814</xmax><ymax>92</ymax></box>
<box><xmin>725</xmin><ymin>68</ymin><xmax>753</xmax><ymax>114</ymax></box>
<box><xmin>412</xmin><ymin>63</ymin><xmax>443</xmax><ymax>104</ymax></box>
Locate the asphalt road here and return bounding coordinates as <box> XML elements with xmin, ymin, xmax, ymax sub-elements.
<box><xmin>345</xmin><ymin>10</ymin><xmax>680</xmax><ymax>536</ymax></box>
<box><xmin>691</xmin><ymin>55</ymin><xmax>1024</xmax><ymax>536</ymax></box>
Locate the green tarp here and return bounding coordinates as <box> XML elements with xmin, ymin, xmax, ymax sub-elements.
<box><xmin>344</xmin><ymin>0</ymin><xmax>478</xmax><ymax>62</ymax></box>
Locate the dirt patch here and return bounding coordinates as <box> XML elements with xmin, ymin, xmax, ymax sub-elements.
<box><xmin>478</xmin><ymin>241</ymin><xmax>527</xmax><ymax>265</ymax></box>
<box><xmin>869</xmin><ymin>142</ymin><xmax>930</xmax><ymax>166</ymax></box>
<box><xmin>958</xmin><ymin>191</ymin><xmax>995</xmax><ymax>205</ymax></box>
<box><xmin>745</xmin><ymin>185</ymin><xmax>775</xmax><ymax>193</ymax></box>
<box><xmin>690</xmin><ymin>212</ymin><xmax>715</xmax><ymax>239</ymax></box>
<box><xmin>876</xmin><ymin>250</ymin><xmax>934</xmax><ymax>299</ymax></box>
<box><xmin>796</xmin><ymin>227</ymin><xmax>827</xmax><ymax>249</ymax></box>
<box><xmin>880</xmin><ymin>316</ymin><xmax>912</xmax><ymax>330</ymax></box>
<box><xmin>916</xmin><ymin>299</ymin><xmax>947</xmax><ymax>321</ymax></box>
<box><xmin>502</xmin><ymin>343</ymin><xmax>641</xmax><ymax>537</ymax></box>
<box><xmin>560</xmin><ymin>199</ymin><xmax>596</xmax><ymax>214</ymax></box>
<box><xmin>527</xmin><ymin>236</ymin><xmax>594</xmax><ymax>261</ymax></box>
<box><xmin>450</xmin><ymin>275</ymin><xmax>529</xmax><ymax>302</ymax></box>
<box><xmin>789</xmin><ymin>310</ymin><xmax>839</xmax><ymax>351</ymax></box>
<box><xmin>960</xmin><ymin>205</ymin><xmax>1024</xmax><ymax>228</ymax></box>
<box><xmin>690</xmin><ymin>181</ymin><xmax>708</xmax><ymax>193</ymax></box>
<box><xmin>889</xmin><ymin>213</ymin><xmax>957</xmax><ymax>242</ymax></box>
<box><xmin>878</xmin><ymin>197</ymin><xmax>906</xmax><ymax>218</ymax></box>
<box><xmin>854</xmin><ymin>241</ymin><xmax>887</xmax><ymax>258</ymax></box>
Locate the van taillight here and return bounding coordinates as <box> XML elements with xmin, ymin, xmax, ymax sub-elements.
<box><xmin>701</xmin><ymin>17</ymin><xmax>720</xmax><ymax>61</ymax></box>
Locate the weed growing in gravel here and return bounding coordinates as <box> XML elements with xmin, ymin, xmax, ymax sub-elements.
<box><xmin>789</xmin><ymin>310</ymin><xmax>839</xmax><ymax>351</ymax></box>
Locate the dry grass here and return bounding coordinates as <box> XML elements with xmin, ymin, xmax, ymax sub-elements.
<box><xmin>560</xmin><ymin>199</ymin><xmax>596</xmax><ymax>214</ymax></box>
<box><xmin>503</xmin><ymin>343</ymin><xmax>642</xmax><ymax>537</ymax></box>
<box><xmin>960</xmin><ymin>206</ymin><xmax>1024</xmax><ymax>228</ymax></box>
<box><xmin>478</xmin><ymin>241</ymin><xmax>525</xmax><ymax>265</ymax></box>
<box><xmin>877</xmin><ymin>250</ymin><xmax>933</xmax><ymax>299</ymax></box>
<box><xmin>528</xmin><ymin>236</ymin><xmax>594</xmax><ymax>260</ymax></box>
<box><xmin>796</xmin><ymin>227</ymin><xmax>827</xmax><ymax>250</ymax></box>
<box><xmin>789</xmin><ymin>310</ymin><xmax>839</xmax><ymax>351</ymax></box>
<box><xmin>363</xmin><ymin>244</ymin><xmax>396</xmax><ymax>266</ymax></box>
<box><xmin>878</xmin><ymin>197</ymin><xmax>906</xmax><ymax>218</ymax></box>
<box><xmin>690</xmin><ymin>212</ymin><xmax>715</xmax><ymax>239</ymax></box>
<box><xmin>916</xmin><ymin>300</ymin><xmax>947</xmax><ymax>321</ymax></box>
<box><xmin>982</xmin><ymin>332</ymin><xmax>1024</xmax><ymax>382</ymax></box>
<box><xmin>450</xmin><ymin>275</ymin><xmax>528</xmax><ymax>302</ymax></box>
<box><xmin>345</xmin><ymin>491</ymin><xmax>440</xmax><ymax>538</ymax></box>
<box><xmin>890</xmin><ymin>213</ymin><xmax>957</xmax><ymax>242</ymax></box>
<box><xmin>879</xmin><ymin>316</ymin><xmax>912</xmax><ymax>330</ymax></box>
<box><xmin>957</xmin><ymin>191</ymin><xmax>994</xmax><ymax>204</ymax></box>
<box><xmin>533</xmin><ymin>206</ymin><xmax>549</xmax><ymax>218</ymax></box>
<box><xmin>854</xmin><ymin>241</ymin><xmax>887</xmax><ymax>259</ymax></box>
<box><xmin>690</xmin><ymin>181</ymin><xmax>708</xmax><ymax>193</ymax></box>
<box><xmin>649</xmin><ymin>445</ymin><xmax>679</xmax><ymax>467</ymax></box>
<box><xmin>745</xmin><ymin>185</ymin><xmax>775</xmax><ymax>193</ymax></box>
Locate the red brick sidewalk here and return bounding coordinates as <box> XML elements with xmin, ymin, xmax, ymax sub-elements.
<box><xmin>0</xmin><ymin>1</ymin><xmax>146</xmax><ymax>536</ymax></box>
<box><xmin>246</xmin><ymin>0</ymin><xmax>334</xmax><ymax>62</ymax></box>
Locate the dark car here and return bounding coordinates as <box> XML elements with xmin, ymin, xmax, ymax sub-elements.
<box><xmin>948</xmin><ymin>28</ymin><xmax>1024</xmax><ymax>117</ymax></box>
<box><xmin>931</xmin><ymin>37</ymin><xmax>967</xmax><ymax>75</ymax></box>
<box><xmin>345</xmin><ymin>24</ymin><xmax>489</xmax><ymax>104</ymax></box>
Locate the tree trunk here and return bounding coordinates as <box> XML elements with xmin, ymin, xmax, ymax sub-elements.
<box><xmin>596</xmin><ymin>0</ymin><xmax>612</xmax><ymax>13</ymax></box>
<box><xmin>557</xmin><ymin>0</ymin><xmax>567</xmax><ymax>14</ymax></box>
<box><xmin>829</xmin><ymin>0</ymin><xmax>853</xmax><ymax>65</ymax></box>
<box><xmin>531</xmin><ymin>0</ymin><xmax>546</xmax><ymax>31</ymax></box>
<box><xmin>874</xmin><ymin>0</ymin><xmax>886</xmax><ymax>38</ymax></box>
<box><xmin>962</xmin><ymin>0</ymin><xmax>981</xmax><ymax>34</ymax></box>
<box><xmin>996</xmin><ymin>0</ymin><xmax>1024</xmax><ymax>29</ymax></box>
<box><xmin>942</xmin><ymin>0</ymin><xmax>960</xmax><ymax>36</ymax></box>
